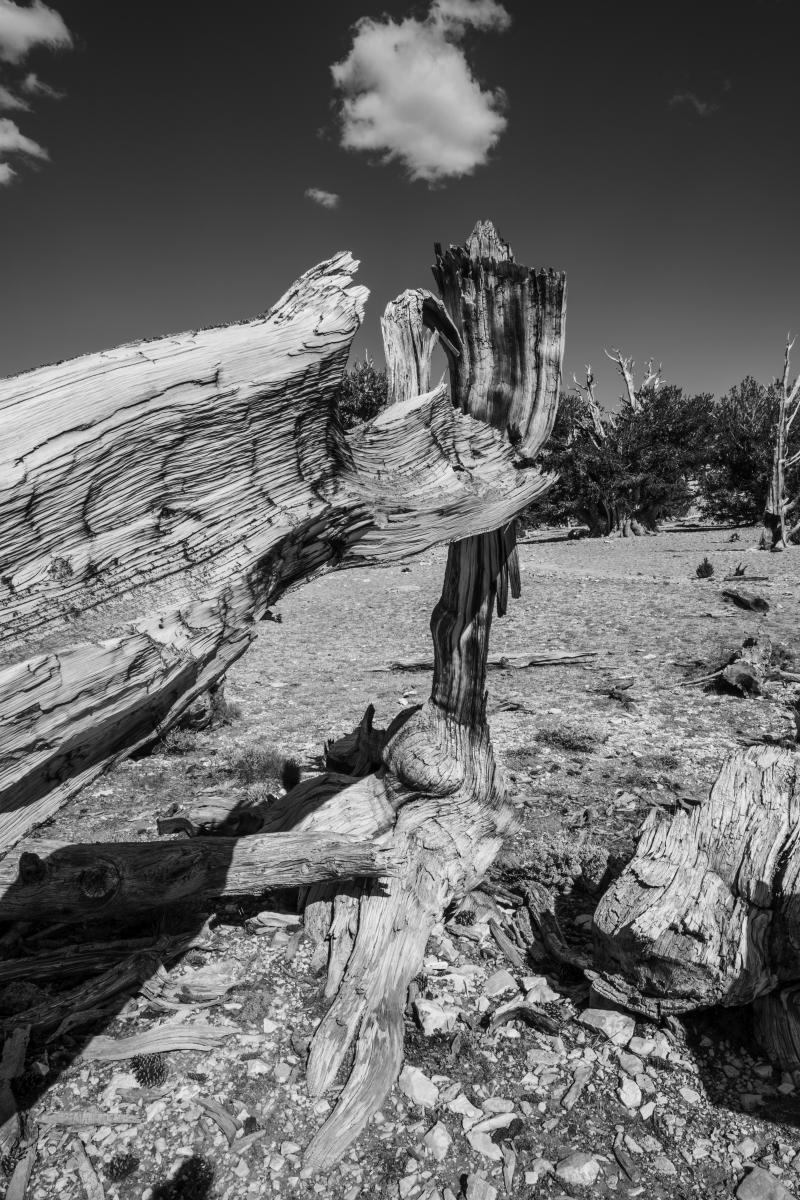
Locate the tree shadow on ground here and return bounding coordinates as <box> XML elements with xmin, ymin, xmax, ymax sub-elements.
<box><xmin>0</xmin><ymin>793</ymin><xmax>309</xmax><ymax>1192</ymax></box>
<box><xmin>684</xmin><ymin>1005</ymin><xmax>800</xmax><ymax>1131</ymax></box>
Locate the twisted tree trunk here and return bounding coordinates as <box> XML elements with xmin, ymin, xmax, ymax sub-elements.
<box><xmin>299</xmin><ymin>222</ymin><xmax>566</xmax><ymax>1170</ymax></box>
<box><xmin>0</xmin><ymin>254</ymin><xmax>550</xmax><ymax>854</ymax></box>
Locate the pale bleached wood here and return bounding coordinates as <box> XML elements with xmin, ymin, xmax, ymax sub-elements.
<box><xmin>303</xmin><ymin>222</ymin><xmax>566</xmax><ymax>1171</ymax></box>
<box><xmin>0</xmin><ymin>255</ymin><xmax>554</xmax><ymax>853</ymax></box>
<box><xmin>593</xmin><ymin>745</ymin><xmax>800</xmax><ymax>1018</ymax></box>
<box><xmin>763</xmin><ymin>334</ymin><xmax>800</xmax><ymax>550</ymax></box>
<box><xmin>0</xmin><ymin>831</ymin><xmax>393</xmax><ymax>924</ymax></box>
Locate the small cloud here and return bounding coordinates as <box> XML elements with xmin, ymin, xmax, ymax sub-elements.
<box><xmin>430</xmin><ymin>0</ymin><xmax>511</xmax><ymax>31</ymax></box>
<box><xmin>305</xmin><ymin>186</ymin><xmax>340</xmax><ymax>209</ymax></box>
<box><xmin>0</xmin><ymin>159</ymin><xmax>16</xmax><ymax>184</ymax></box>
<box><xmin>0</xmin><ymin>115</ymin><xmax>48</xmax><ymax>159</ymax></box>
<box><xmin>21</xmin><ymin>70</ymin><xmax>63</xmax><ymax>99</ymax></box>
<box><xmin>0</xmin><ymin>0</ymin><xmax>71</xmax><ymax>64</ymax></box>
<box><xmin>331</xmin><ymin>0</ymin><xmax>510</xmax><ymax>184</ymax></box>
<box><xmin>668</xmin><ymin>90</ymin><xmax>720</xmax><ymax>117</ymax></box>
<box><xmin>0</xmin><ymin>80</ymin><xmax>27</xmax><ymax>110</ymax></box>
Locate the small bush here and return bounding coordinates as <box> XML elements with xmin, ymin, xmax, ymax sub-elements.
<box><xmin>160</xmin><ymin>727</ymin><xmax>196</xmax><ymax>755</ymax></box>
<box><xmin>696</xmin><ymin>557</ymin><xmax>714</xmax><ymax>579</ymax></box>
<box><xmin>228</xmin><ymin>746</ymin><xmax>285</xmax><ymax>785</ymax></box>
<box><xmin>534</xmin><ymin>726</ymin><xmax>599</xmax><ymax>755</ymax></box>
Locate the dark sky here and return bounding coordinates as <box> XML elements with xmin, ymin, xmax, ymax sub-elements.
<box><xmin>1</xmin><ymin>0</ymin><xmax>797</xmax><ymax>405</ymax></box>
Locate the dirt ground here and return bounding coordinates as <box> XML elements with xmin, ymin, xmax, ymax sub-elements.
<box><xmin>5</xmin><ymin>525</ymin><xmax>800</xmax><ymax>1200</ymax></box>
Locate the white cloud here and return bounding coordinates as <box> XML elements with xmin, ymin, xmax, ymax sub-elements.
<box><xmin>0</xmin><ymin>0</ymin><xmax>71</xmax><ymax>64</ymax></box>
<box><xmin>430</xmin><ymin>0</ymin><xmax>511</xmax><ymax>32</ymax></box>
<box><xmin>331</xmin><ymin>0</ymin><xmax>510</xmax><ymax>183</ymax></box>
<box><xmin>668</xmin><ymin>91</ymin><xmax>719</xmax><ymax>118</ymax></box>
<box><xmin>0</xmin><ymin>80</ymin><xmax>27</xmax><ymax>109</ymax></box>
<box><xmin>22</xmin><ymin>70</ymin><xmax>62</xmax><ymax>99</ymax></box>
<box><xmin>305</xmin><ymin>187</ymin><xmax>340</xmax><ymax>209</ymax></box>
<box><xmin>0</xmin><ymin>115</ymin><xmax>47</xmax><ymax>158</ymax></box>
<box><xmin>0</xmin><ymin>159</ymin><xmax>15</xmax><ymax>183</ymax></box>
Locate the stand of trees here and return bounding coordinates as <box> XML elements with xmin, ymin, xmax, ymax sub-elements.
<box><xmin>337</xmin><ymin>340</ymin><xmax>800</xmax><ymax>545</ymax></box>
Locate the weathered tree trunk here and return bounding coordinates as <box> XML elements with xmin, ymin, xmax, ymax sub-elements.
<box><xmin>298</xmin><ymin>223</ymin><xmax>566</xmax><ymax>1170</ymax></box>
<box><xmin>763</xmin><ymin>335</ymin><xmax>800</xmax><ymax>551</ymax></box>
<box><xmin>0</xmin><ymin>832</ymin><xmax>393</xmax><ymax>924</ymax></box>
<box><xmin>0</xmin><ymin>254</ymin><xmax>553</xmax><ymax>854</ymax></box>
<box><xmin>592</xmin><ymin>745</ymin><xmax>800</xmax><ymax>1065</ymax></box>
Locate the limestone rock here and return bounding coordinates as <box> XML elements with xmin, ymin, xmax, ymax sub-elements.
<box><xmin>555</xmin><ymin>1152</ymin><xmax>601</xmax><ymax>1188</ymax></box>
<box><xmin>737</xmin><ymin>1167</ymin><xmax>796</xmax><ymax>1199</ymax></box>
<box><xmin>399</xmin><ymin>1065</ymin><xmax>439</xmax><ymax>1109</ymax></box>
<box><xmin>579</xmin><ymin>1008</ymin><xmax>635</xmax><ymax>1045</ymax></box>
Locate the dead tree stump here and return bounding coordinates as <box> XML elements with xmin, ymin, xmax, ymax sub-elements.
<box><xmin>299</xmin><ymin>222</ymin><xmax>566</xmax><ymax>1169</ymax></box>
<box><xmin>592</xmin><ymin>744</ymin><xmax>800</xmax><ymax>1064</ymax></box>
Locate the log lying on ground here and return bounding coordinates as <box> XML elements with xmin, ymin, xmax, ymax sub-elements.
<box><xmin>593</xmin><ymin>746</ymin><xmax>800</xmax><ymax>1033</ymax></box>
<box><xmin>373</xmin><ymin>650</ymin><xmax>596</xmax><ymax>672</ymax></box>
<box><xmin>299</xmin><ymin>223</ymin><xmax>566</xmax><ymax>1170</ymax></box>
<box><xmin>0</xmin><ymin>254</ymin><xmax>554</xmax><ymax>853</ymax></box>
<box><xmin>0</xmin><ymin>831</ymin><xmax>394</xmax><ymax>924</ymax></box>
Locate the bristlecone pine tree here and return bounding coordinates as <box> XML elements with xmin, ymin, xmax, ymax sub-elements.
<box><xmin>0</xmin><ymin>222</ymin><xmax>566</xmax><ymax>1168</ymax></box>
<box><xmin>763</xmin><ymin>334</ymin><xmax>800</xmax><ymax>550</ymax></box>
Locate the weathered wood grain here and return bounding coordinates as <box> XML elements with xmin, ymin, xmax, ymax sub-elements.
<box><xmin>0</xmin><ymin>253</ymin><xmax>554</xmax><ymax>853</ymax></box>
<box><xmin>0</xmin><ymin>831</ymin><xmax>394</xmax><ymax>923</ymax></box>
<box><xmin>593</xmin><ymin>745</ymin><xmax>800</xmax><ymax>1014</ymax></box>
<box><xmin>302</xmin><ymin>224</ymin><xmax>567</xmax><ymax>1170</ymax></box>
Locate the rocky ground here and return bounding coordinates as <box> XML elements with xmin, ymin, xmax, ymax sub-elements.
<box><xmin>2</xmin><ymin>525</ymin><xmax>799</xmax><ymax>1200</ymax></box>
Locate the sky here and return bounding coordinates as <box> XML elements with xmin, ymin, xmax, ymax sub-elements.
<box><xmin>1</xmin><ymin>0</ymin><xmax>798</xmax><ymax>406</ymax></box>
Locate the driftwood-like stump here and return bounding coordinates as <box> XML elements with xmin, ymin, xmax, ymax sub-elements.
<box><xmin>0</xmin><ymin>253</ymin><xmax>553</xmax><ymax>854</ymax></box>
<box><xmin>593</xmin><ymin>745</ymin><xmax>800</xmax><ymax>1064</ymax></box>
<box><xmin>299</xmin><ymin>222</ymin><xmax>566</xmax><ymax>1169</ymax></box>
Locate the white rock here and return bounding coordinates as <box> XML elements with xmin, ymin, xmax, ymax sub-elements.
<box><xmin>654</xmin><ymin>1155</ymin><xmax>677</xmax><ymax>1176</ymax></box>
<box><xmin>484</xmin><ymin>969</ymin><xmax>519</xmax><ymax>998</ymax></box>
<box><xmin>481</xmin><ymin>1097</ymin><xmax>515</xmax><ymax>1113</ymax></box>
<box><xmin>466</xmin><ymin>1130</ymin><xmax>503</xmax><ymax>1161</ymax></box>
<box><xmin>246</xmin><ymin>1059</ymin><xmax>271</xmax><ymax>1077</ymax></box>
<box><xmin>618</xmin><ymin>1076</ymin><xmax>642</xmax><ymax>1109</ymax></box>
<box><xmin>618</xmin><ymin>1051</ymin><xmax>643</xmax><ymax>1076</ymax></box>
<box><xmin>523</xmin><ymin>975</ymin><xmax>560</xmax><ymax>1004</ymax></box>
<box><xmin>414</xmin><ymin>999</ymin><xmax>458</xmax><ymax>1036</ymax></box>
<box><xmin>579</xmin><ymin>1008</ymin><xmax>635</xmax><ymax>1045</ymax></box>
<box><xmin>423</xmin><ymin>1121</ymin><xmax>452</xmax><ymax>1162</ymax></box>
<box><xmin>639</xmin><ymin>1100</ymin><xmax>655</xmax><ymax>1121</ymax></box>
<box><xmin>472</xmin><ymin>1113</ymin><xmax>516</xmax><ymax>1135</ymax></box>
<box><xmin>628</xmin><ymin>1036</ymin><xmax>656</xmax><ymax>1058</ymax></box>
<box><xmin>556</xmin><ymin>1152</ymin><xmax>601</xmax><ymax>1187</ymax></box>
<box><xmin>448</xmin><ymin>1093</ymin><xmax>482</xmax><ymax>1121</ymax></box>
<box><xmin>679</xmin><ymin>1086</ymin><xmax>701</xmax><ymax>1105</ymax></box>
<box><xmin>524</xmin><ymin>1159</ymin><xmax>554</xmax><ymax>1185</ymax></box>
<box><xmin>737</xmin><ymin>1166</ymin><xmax>796</xmax><ymax>1199</ymax></box>
<box><xmin>526</xmin><ymin>1048</ymin><xmax>562</xmax><ymax>1068</ymax></box>
<box><xmin>399</xmin><ymin>1065</ymin><xmax>439</xmax><ymax>1109</ymax></box>
<box><xmin>463</xmin><ymin>1176</ymin><xmax>498</xmax><ymax>1200</ymax></box>
<box><xmin>736</xmin><ymin>1138</ymin><xmax>760</xmax><ymax>1161</ymax></box>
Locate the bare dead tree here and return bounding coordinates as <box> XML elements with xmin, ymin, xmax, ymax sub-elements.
<box><xmin>0</xmin><ymin>224</ymin><xmax>567</xmax><ymax>1170</ymax></box>
<box><xmin>571</xmin><ymin>364</ymin><xmax>607</xmax><ymax>445</ymax></box>
<box><xmin>604</xmin><ymin>347</ymin><xmax>662</xmax><ymax>413</ymax></box>
<box><xmin>763</xmin><ymin>334</ymin><xmax>800</xmax><ymax>550</ymax></box>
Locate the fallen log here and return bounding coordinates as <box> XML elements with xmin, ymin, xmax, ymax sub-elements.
<box><xmin>592</xmin><ymin>745</ymin><xmax>800</xmax><ymax>1056</ymax></box>
<box><xmin>373</xmin><ymin>651</ymin><xmax>596</xmax><ymax>673</ymax></box>
<box><xmin>722</xmin><ymin>588</ymin><xmax>770</xmax><ymax>613</ymax></box>
<box><xmin>0</xmin><ymin>254</ymin><xmax>553</xmax><ymax>853</ymax></box>
<box><xmin>0</xmin><ymin>831</ymin><xmax>393</xmax><ymax>924</ymax></box>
